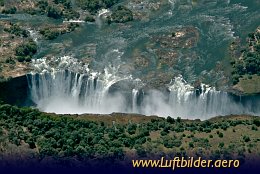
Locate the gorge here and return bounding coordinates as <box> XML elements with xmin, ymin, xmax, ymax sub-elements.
<box><xmin>23</xmin><ymin>56</ymin><xmax>260</xmax><ymax>119</ymax></box>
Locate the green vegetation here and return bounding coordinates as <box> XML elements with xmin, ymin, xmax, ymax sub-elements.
<box><xmin>0</xmin><ymin>0</ymin><xmax>4</xmax><ymax>6</ymax></box>
<box><xmin>37</xmin><ymin>0</ymin><xmax>48</xmax><ymax>13</ymax></box>
<box><xmin>243</xmin><ymin>135</ymin><xmax>251</xmax><ymax>142</ymax></box>
<box><xmin>4</xmin><ymin>23</ymin><xmax>29</xmax><ymax>38</ymax></box>
<box><xmin>47</xmin><ymin>6</ymin><xmax>63</xmax><ymax>19</ymax></box>
<box><xmin>22</xmin><ymin>0</ymin><xmax>80</xmax><ymax>20</ymax></box>
<box><xmin>108</xmin><ymin>6</ymin><xmax>133</xmax><ymax>24</ymax></box>
<box><xmin>39</xmin><ymin>23</ymin><xmax>79</xmax><ymax>40</ymax></box>
<box><xmin>40</xmin><ymin>28</ymin><xmax>61</xmax><ymax>40</ymax></box>
<box><xmin>85</xmin><ymin>14</ymin><xmax>95</xmax><ymax>22</ymax></box>
<box><xmin>231</xmin><ymin>29</ymin><xmax>260</xmax><ymax>85</ymax></box>
<box><xmin>219</xmin><ymin>142</ymin><xmax>224</xmax><ymax>148</ymax></box>
<box><xmin>63</xmin><ymin>9</ymin><xmax>80</xmax><ymax>20</ymax></box>
<box><xmin>15</xmin><ymin>40</ymin><xmax>37</xmax><ymax>62</ymax></box>
<box><xmin>2</xmin><ymin>7</ymin><xmax>17</xmax><ymax>14</ymax></box>
<box><xmin>76</xmin><ymin>0</ymin><xmax>118</xmax><ymax>13</ymax></box>
<box><xmin>5</xmin><ymin>57</ymin><xmax>16</xmax><ymax>65</ymax></box>
<box><xmin>0</xmin><ymin>102</ymin><xmax>259</xmax><ymax>165</ymax></box>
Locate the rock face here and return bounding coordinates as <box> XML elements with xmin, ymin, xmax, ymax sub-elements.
<box><xmin>0</xmin><ymin>75</ymin><xmax>31</xmax><ymax>106</ymax></box>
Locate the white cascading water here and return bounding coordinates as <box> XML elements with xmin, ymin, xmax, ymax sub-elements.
<box><xmin>27</xmin><ymin>56</ymin><xmax>260</xmax><ymax>119</ymax></box>
<box><xmin>132</xmin><ymin>89</ymin><xmax>139</xmax><ymax>113</ymax></box>
<box><xmin>168</xmin><ymin>77</ymin><xmax>215</xmax><ymax>119</ymax></box>
<box><xmin>27</xmin><ymin>56</ymin><xmax>131</xmax><ymax>114</ymax></box>
<box><xmin>139</xmin><ymin>76</ymin><xmax>257</xmax><ymax>119</ymax></box>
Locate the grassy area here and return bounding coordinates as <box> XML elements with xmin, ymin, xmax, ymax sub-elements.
<box><xmin>234</xmin><ymin>75</ymin><xmax>260</xmax><ymax>94</ymax></box>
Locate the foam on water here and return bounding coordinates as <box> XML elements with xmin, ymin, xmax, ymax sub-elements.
<box><xmin>27</xmin><ymin>56</ymin><xmax>260</xmax><ymax>119</ymax></box>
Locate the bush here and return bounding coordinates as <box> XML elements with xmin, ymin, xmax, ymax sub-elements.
<box><xmin>218</xmin><ymin>132</ymin><xmax>223</xmax><ymax>138</ymax></box>
<box><xmin>2</xmin><ymin>7</ymin><xmax>17</xmax><ymax>14</ymax></box>
<box><xmin>232</xmin><ymin>74</ymin><xmax>240</xmax><ymax>85</ymax></box>
<box><xmin>47</xmin><ymin>6</ymin><xmax>62</xmax><ymax>19</ymax></box>
<box><xmin>85</xmin><ymin>14</ymin><xmax>95</xmax><ymax>22</ymax></box>
<box><xmin>40</xmin><ymin>28</ymin><xmax>60</xmax><ymax>40</ymax></box>
<box><xmin>189</xmin><ymin>142</ymin><xmax>194</xmax><ymax>148</ymax></box>
<box><xmin>4</xmin><ymin>24</ymin><xmax>29</xmax><ymax>38</ymax></box>
<box><xmin>163</xmin><ymin>136</ymin><xmax>182</xmax><ymax>148</ymax></box>
<box><xmin>63</xmin><ymin>9</ymin><xmax>80</xmax><ymax>20</ymax></box>
<box><xmin>172</xmin><ymin>140</ymin><xmax>182</xmax><ymax>147</ymax></box>
<box><xmin>243</xmin><ymin>135</ymin><xmax>250</xmax><ymax>142</ymax></box>
<box><xmin>5</xmin><ymin>57</ymin><xmax>16</xmax><ymax>64</ymax></box>
<box><xmin>136</xmin><ymin>146</ymin><xmax>146</xmax><ymax>157</ymax></box>
<box><xmin>17</xmin><ymin>56</ymin><xmax>26</xmax><ymax>62</ymax></box>
<box><xmin>166</xmin><ymin>116</ymin><xmax>175</xmax><ymax>124</ymax></box>
<box><xmin>252</xmin><ymin>125</ymin><xmax>258</xmax><ymax>131</ymax></box>
<box><xmin>103</xmin><ymin>0</ymin><xmax>118</xmax><ymax>8</ymax></box>
<box><xmin>127</xmin><ymin>124</ymin><xmax>136</xmax><ymax>135</ymax></box>
<box><xmin>77</xmin><ymin>0</ymin><xmax>118</xmax><ymax>13</ymax></box>
<box><xmin>253</xmin><ymin>119</ymin><xmax>260</xmax><ymax>127</ymax></box>
<box><xmin>109</xmin><ymin>6</ymin><xmax>133</xmax><ymax>23</ymax></box>
<box><xmin>160</xmin><ymin>130</ymin><xmax>168</xmax><ymax>136</ymax></box>
<box><xmin>24</xmin><ymin>8</ymin><xmax>41</xmax><ymax>15</ymax></box>
<box><xmin>37</xmin><ymin>1</ymin><xmax>48</xmax><ymax>10</ymax></box>
<box><xmin>68</xmin><ymin>23</ymin><xmax>79</xmax><ymax>32</ymax></box>
<box><xmin>176</xmin><ymin>117</ymin><xmax>181</xmax><ymax>123</ymax></box>
<box><xmin>0</xmin><ymin>0</ymin><xmax>4</xmax><ymax>6</ymax></box>
<box><xmin>15</xmin><ymin>40</ymin><xmax>37</xmax><ymax>62</ymax></box>
<box><xmin>218</xmin><ymin>142</ymin><xmax>224</xmax><ymax>148</ymax></box>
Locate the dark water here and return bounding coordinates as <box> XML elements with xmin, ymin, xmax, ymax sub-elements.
<box><xmin>30</xmin><ymin>0</ymin><xmax>260</xmax><ymax>84</ymax></box>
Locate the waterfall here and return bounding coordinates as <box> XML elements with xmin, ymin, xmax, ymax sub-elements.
<box><xmin>137</xmin><ymin>76</ymin><xmax>260</xmax><ymax>119</ymax></box>
<box><xmin>96</xmin><ymin>8</ymin><xmax>111</xmax><ymax>27</ymax></box>
<box><xmin>27</xmin><ymin>70</ymin><xmax>127</xmax><ymax>114</ymax></box>
<box><xmin>132</xmin><ymin>89</ymin><xmax>139</xmax><ymax>113</ymax></box>
<box><xmin>27</xmin><ymin>56</ymin><xmax>260</xmax><ymax>119</ymax></box>
<box><xmin>27</xmin><ymin>56</ymin><xmax>130</xmax><ymax>114</ymax></box>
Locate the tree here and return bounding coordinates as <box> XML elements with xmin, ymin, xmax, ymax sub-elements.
<box><xmin>15</xmin><ymin>40</ymin><xmax>37</xmax><ymax>62</ymax></box>
<box><xmin>40</xmin><ymin>28</ymin><xmax>60</xmax><ymax>40</ymax></box>
<box><xmin>127</xmin><ymin>123</ymin><xmax>137</xmax><ymax>135</ymax></box>
<box><xmin>218</xmin><ymin>142</ymin><xmax>224</xmax><ymax>148</ymax></box>
<box><xmin>0</xmin><ymin>0</ymin><xmax>4</xmax><ymax>6</ymax></box>
<box><xmin>243</xmin><ymin>135</ymin><xmax>250</xmax><ymax>142</ymax></box>
<box><xmin>136</xmin><ymin>146</ymin><xmax>146</xmax><ymax>157</ymax></box>
<box><xmin>47</xmin><ymin>6</ymin><xmax>62</xmax><ymax>19</ymax></box>
<box><xmin>189</xmin><ymin>142</ymin><xmax>194</xmax><ymax>148</ymax></box>
<box><xmin>166</xmin><ymin>116</ymin><xmax>175</xmax><ymax>124</ymax></box>
<box><xmin>253</xmin><ymin>119</ymin><xmax>260</xmax><ymax>127</ymax></box>
<box><xmin>218</xmin><ymin>132</ymin><xmax>223</xmax><ymax>138</ymax></box>
<box><xmin>110</xmin><ymin>147</ymin><xmax>124</xmax><ymax>160</ymax></box>
<box><xmin>85</xmin><ymin>14</ymin><xmax>95</xmax><ymax>22</ymax></box>
<box><xmin>2</xmin><ymin>7</ymin><xmax>17</xmax><ymax>14</ymax></box>
<box><xmin>109</xmin><ymin>6</ymin><xmax>133</xmax><ymax>23</ymax></box>
<box><xmin>103</xmin><ymin>0</ymin><xmax>118</xmax><ymax>8</ymax></box>
<box><xmin>176</xmin><ymin>117</ymin><xmax>181</xmax><ymax>123</ymax></box>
